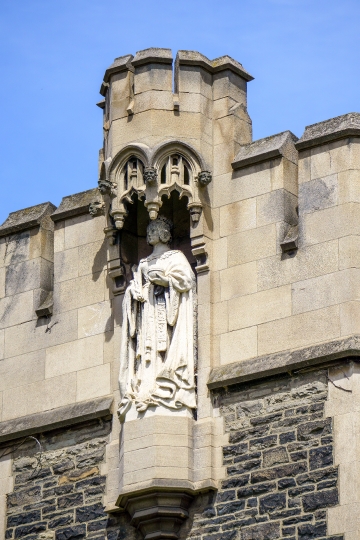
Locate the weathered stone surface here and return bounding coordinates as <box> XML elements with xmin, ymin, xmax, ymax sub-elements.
<box><xmin>232</xmin><ymin>130</ymin><xmax>298</xmax><ymax>169</ymax></box>
<box><xmin>297</xmin><ymin>112</ymin><xmax>360</xmax><ymax>150</ymax></box>
<box><xmin>208</xmin><ymin>334</ymin><xmax>360</xmax><ymax>389</ymax></box>
<box><xmin>0</xmin><ymin>203</ymin><xmax>56</xmax><ymax>238</ymax></box>
<box><xmin>0</xmin><ymin>396</ymin><xmax>112</xmax><ymax>443</ymax></box>
<box><xmin>51</xmin><ymin>189</ymin><xmax>101</xmax><ymax>222</ymax></box>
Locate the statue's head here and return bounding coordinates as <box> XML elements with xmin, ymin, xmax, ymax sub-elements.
<box><xmin>146</xmin><ymin>216</ymin><xmax>173</xmax><ymax>246</ymax></box>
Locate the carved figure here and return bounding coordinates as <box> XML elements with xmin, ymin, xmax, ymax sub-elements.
<box><xmin>98</xmin><ymin>178</ymin><xmax>115</xmax><ymax>196</ymax></box>
<box><xmin>197</xmin><ymin>171</ymin><xmax>212</xmax><ymax>187</ymax></box>
<box><xmin>118</xmin><ymin>216</ymin><xmax>197</xmax><ymax>421</ymax></box>
<box><xmin>143</xmin><ymin>167</ymin><xmax>158</xmax><ymax>185</ymax></box>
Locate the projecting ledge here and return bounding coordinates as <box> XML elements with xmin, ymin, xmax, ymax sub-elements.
<box><xmin>208</xmin><ymin>335</ymin><xmax>360</xmax><ymax>389</ymax></box>
<box><xmin>113</xmin><ymin>481</ymin><xmax>217</xmax><ymax>540</ymax></box>
<box><xmin>0</xmin><ymin>396</ymin><xmax>113</xmax><ymax>443</ymax></box>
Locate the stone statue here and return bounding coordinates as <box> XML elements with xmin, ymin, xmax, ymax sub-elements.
<box><xmin>118</xmin><ymin>216</ymin><xmax>197</xmax><ymax>421</ymax></box>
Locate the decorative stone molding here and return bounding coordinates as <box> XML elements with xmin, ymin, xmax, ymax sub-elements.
<box><xmin>118</xmin><ymin>489</ymin><xmax>194</xmax><ymax>540</ymax></box>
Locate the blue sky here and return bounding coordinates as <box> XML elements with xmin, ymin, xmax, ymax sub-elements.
<box><xmin>1</xmin><ymin>0</ymin><xmax>359</xmax><ymax>223</ymax></box>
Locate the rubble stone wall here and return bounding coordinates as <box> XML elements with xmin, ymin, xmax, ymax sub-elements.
<box><xmin>183</xmin><ymin>370</ymin><xmax>342</xmax><ymax>540</ymax></box>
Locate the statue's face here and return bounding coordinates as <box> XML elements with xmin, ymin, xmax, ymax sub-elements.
<box><xmin>147</xmin><ymin>223</ymin><xmax>161</xmax><ymax>246</ymax></box>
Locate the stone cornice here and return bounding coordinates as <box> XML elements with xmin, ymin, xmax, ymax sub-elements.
<box><xmin>208</xmin><ymin>335</ymin><xmax>360</xmax><ymax>389</ymax></box>
<box><xmin>0</xmin><ymin>396</ymin><xmax>113</xmax><ymax>444</ymax></box>
<box><xmin>232</xmin><ymin>130</ymin><xmax>298</xmax><ymax>170</ymax></box>
<box><xmin>296</xmin><ymin>112</ymin><xmax>360</xmax><ymax>150</ymax></box>
<box><xmin>50</xmin><ymin>187</ymin><xmax>101</xmax><ymax>222</ymax></box>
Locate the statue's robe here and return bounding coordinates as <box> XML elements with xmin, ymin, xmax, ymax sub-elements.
<box><xmin>119</xmin><ymin>249</ymin><xmax>196</xmax><ymax>418</ymax></box>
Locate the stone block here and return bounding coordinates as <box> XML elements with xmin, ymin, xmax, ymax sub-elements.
<box><xmin>4</xmin><ymin>308</ymin><xmax>78</xmax><ymax>359</ymax></box>
<box><xmin>228</xmin><ymin>224</ymin><xmax>276</xmax><ymax>267</ymax></box>
<box><xmin>303</xmin><ymin>202</ymin><xmax>360</xmax><ymax>246</ymax></box>
<box><xmin>64</xmin><ymin>214</ymin><xmax>105</xmax><ymax>250</ymax></box>
<box><xmin>0</xmin><ymin>290</ymin><xmax>34</xmax><ymax>330</ymax></box>
<box><xmin>76</xmin><ymin>364</ymin><xmax>111</xmax><ymax>402</ymax></box>
<box><xmin>340</xmin><ymin>301</ymin><xmax>360</xmax><ymax>336</ymax></box>
<box><xmin>5</xmin><ymin>257</ymin><xmax>52</xmax><ymax>297</ymax></box>
<box><xmin>122</xmin><ymin>416</ymin><xmax>193</xmax><ymax>441</ymax></box>
<box><xmin>212</xmin><ymin>301</ymin><xmax>228</xmax><ymax>335</ymax></box>
<box><xmin>54</xmin><ymin>272</ymin><xmax>105</xmax><ymax>313</ymax></box>
<box><xmin>257</xmin><ymin>189</ymin><xmax>297</xmax><ymax>227</ymax></box>
<box><xmin>179</xmin><ymin>92</ymin><xmax>212</xmax><ymax>117</ymax></box>
<box><xmin>54</xmin><ymin>248</ymin><xmax>78</xmax><ymax>283</ymax></box>
<box><xmin>338</xmin><ymin>169</ymin><xmax>360</xmax><ymax>204</ymax></box>
<box><xmin>2</xmin><ymin>372</ymin><xmax>77</xmax><ymax>421</ymax></box>
<box><xmin>0</xmin><ymin>455</ymin><xmax>11</xmax><ymax>479</ymax></box>
<box><xmin>213</xmin><ymin>70</ymin><xmax>247</xmax><ymax>102</ymax></box>
<box><xmin>220</xmin><ymin>262</ymin><xmax>257</xmax><ymax>301</ymax></box>
<box><xmin>219</xmin><ymin>326</ymin><xmax>257</xmax><ymax>365</ymax></box>
<box><xmin>339</xmin><ymin>236</ymin><xmax>360</xmax><ymax>269</ymax></box>
<box><xmin>0</xmin><ymin>350</ymin><xmax>45</xmax><ymax>392</ymax></box>
<box><xmin>213</xmin><ymin>142</ymin><xmax>236</xmax><ymax>177</ymax></box>
<box><xmin>0</xmin><ymin>330</ymin><xmax>4</xmax><ymax>361</ymax></box>
<box><xmin>258</xmin><ymin>304</ymin><xmax>340</xmax><ymax>356</ymax></box>
<box><xmin>198</xmin><ymin>303</ymin><xmax>210</xmax><ymax>337</ymax></box>
<box><xmin>177</xmin><ymin>66</ymin><xmax>212</xmax><ymax>98</ymax></box>
<box><xmin>45</xmin><ymin>334</ymin><xmax>104</xmax><ymax>379</ymax></box>
<box><xmin>257</xmin><ymin>239</ymin><xmax>339</xmax><ymax>291</ymax></box>
<box><xmin>213</xmin><ymin>166</ymin><xmax>271</xmax><ymax>208</ymax></box>
<box><xmin>134</xmin><ymin>90</ymin><xmax>174</xmax><ymax>114</ymax></box>
<box><xmin>228</xmin><ymin>285</ymin><xmax>291</xmax><ymax>331</ymax></box>
<box><xmin>0</xmin><ymin>268</ymin><xmax>4</xmax><ymax>299</ymax></box>
<box><xmin>123</xmin><ymin>445</ymin><xmax>192</xmax><ymax>473</ymax></box>
<box><xmin>78</xmin><ymin>301</ymin><xmax>113</xmax><ymax>339</ymax></box>
<box><xmin>220</xmin><ymin>198</ymin><xmax>256</xmax><ymax>237</ymax></box>
<box><xmin>122</xmin><ymin>466</ymin><xmax>191</xmax><ymax>486</ymax></box>
<box><xmin>54</xmin><ymin>222</ymin><xmax>65</xmax><ymax>253</ymax></box>
<box><xmin>270</xmin><ymin>158</ymin><xmax>298</xmax><ymax>196</ymax></box>
<box><xmin>0</xmin><ymin>231</ymin><xmax>29</xmax><ymax>268</ymax></box>
<box><xmin>134</xmin><ymin>63</ymin><xmax>173</xmax><ymax>94</ymax></box>
<box><xmin>299</xmin><ymin>174</ymin><xmax>338</xmax><ymax>214</ymax></box>
<box><xmin>213</xmin><ymin>96</ymin><xmax>237</xmax><ymax>119</ymax></box>
<box><xmin>291</xmin><ymin>268</ymin><xmax>359</xmax><ymax>315</ymax></box>
<box><xmin>78</xmin><ymin>240</ymin><xmax>107</xmax><ymax>276</ymax></box>
<box><xmin>212</xmin><ymin>237</ymin><xmax>228</xmax><ymax>271</ymax></box>
<box><xmin>328</xmin><ymin>501</ymin><xmax>359</xmax><ymax>535</ymax></box>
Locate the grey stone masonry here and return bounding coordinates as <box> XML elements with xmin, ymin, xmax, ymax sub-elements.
<box><xmin>4</xmin><ymin>419</ymin><xmax>140</xmax><ymax>540</ymax></box>
<box><xmin>186</xmin><ymin>370</ymin><xmax>342</xmax><ymax>540</ymax></box>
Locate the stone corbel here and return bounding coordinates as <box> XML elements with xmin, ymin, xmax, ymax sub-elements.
<box><xmin>187</xmin><ymin>202</ymin><xmax>203</xmax><ymax>223</ymax></box>
<box><xmin>108</xmin><ymin>261</ymin><xmax>127</xmax><ymax>295</ymax></box>
<box><xmin>191</xmin><ymin>244</ymin><xmax>209</xmax><ymax>273</ymax></box>
<box><xmin>280</xmin><ymin>224</ymin><xmax>299</xmax><ymax>253</ymax></box>
<box><xmin>144</xmin><ymin>199</ymin><xmax>162</xmax><ymax>221</ymax></box>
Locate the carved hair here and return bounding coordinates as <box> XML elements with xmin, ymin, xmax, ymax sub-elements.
<box><xmin>147</xmin><ymin>216</ymin><xmax>173</xmax><ymax>245</ymax></box>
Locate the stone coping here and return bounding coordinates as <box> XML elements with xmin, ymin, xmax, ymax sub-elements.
<box><xmin>296</xmin><ymin>112</ymin><xmax>360</xmax><ymax>150</ymax></box>
<box><xmin>0</xmin><ymin>396</ymin><xmax>113</xmax><ymax>444</ymax></box>
<box><xmin>176</xmin><ymin>50</ymin><xmax>254</xmax><ymax>81</ymax></box>
<box><xmin>100</xmin><ymin>54</ymin><xmax>134</xmax><ymax>95</ymax></box>
<box><xmin>132</xmin><ymin>47</ymin><xmax>173</xmax><ymax>67</ymax></box>
<box><xmin>0</xmin><ymin>202</ymin><xmax>56</xmax><ymax>238</ymax></box>
<box><xmin>232</xmin><ymin>130</ymin><xmax>298</xmax><ymax>170</ymax></box>
<box><xmin>51</xmin><ymin>187</ymin><xmax>101</xmax><ymax>222</ymax></box>
<box><xmin>208</xmin><ymin>335</ymin><xmax>360</xmax><ymax>389</ymax></box>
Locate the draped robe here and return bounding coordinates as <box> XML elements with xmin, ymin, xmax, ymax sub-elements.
<box><xmin>118</xmin><ymin>249</ymin><xmax>196</xmax><ymax>420</ymax></box>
